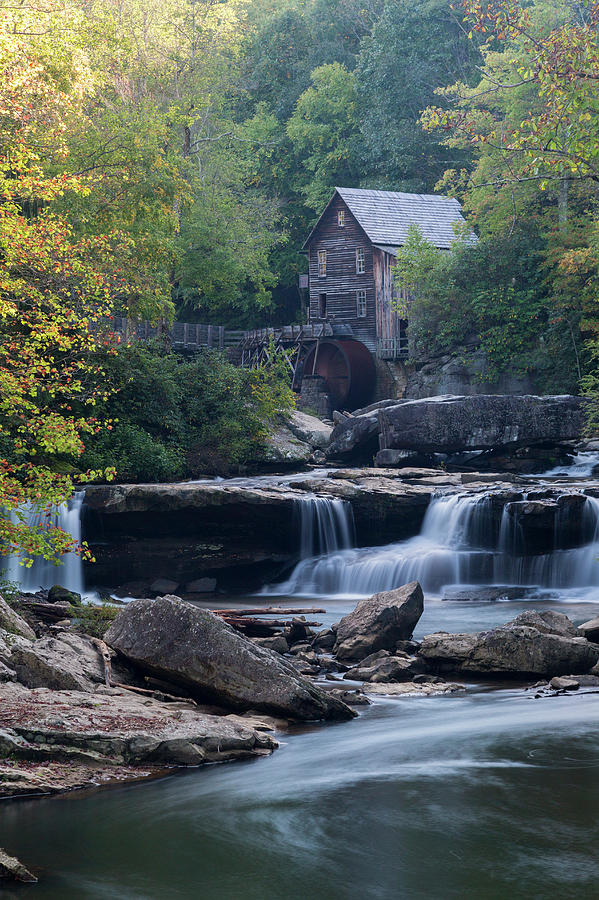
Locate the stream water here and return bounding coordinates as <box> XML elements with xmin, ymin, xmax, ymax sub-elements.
<box><xmin>3</xmin><ymin>462</ymin><xmax>599</xmax><ymax>898</ymax></box>
<box><xmin>2</xmin><ymin>663</ymin><xmax>599</xmax><ymax>900</ymax></box>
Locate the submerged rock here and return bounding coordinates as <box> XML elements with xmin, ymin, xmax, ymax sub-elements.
<box><xmin>0</xmin><ymin>847</ymin><xmax>37</xmax><ymax>883</ymax></box>
<box><xmin>334</xmin><ymin>582</ymin><xmax>424</xmax><ymax>661</ymax></box>
<box><xmin>442</xmin><ymin>586</ymin><xmax>537</xmax><ymax>603</ymax></box>
<box><xmin>363</xmin><ymin>682</ymin><xmax>465</xmax><ymax>697</ymax></box>
<box><xmin>419</xmin><ymin>611</ymin><xmax>599</xmax><ymax>678</ymax></box>
<box><xmin>105</xmin><ymin>595</ymin><xmax>355</xmax><ymax>721</ymax></box>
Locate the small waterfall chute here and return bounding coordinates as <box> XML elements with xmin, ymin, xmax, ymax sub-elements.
<box><xmin>3</xmin><ymin>491</ymin><xmax>85</xmax><ymax>594</ymax></box>
<box><xmin>541</xmin><ymin>451</ymin><xmax>599</xmax><ymax>479</ymax></box>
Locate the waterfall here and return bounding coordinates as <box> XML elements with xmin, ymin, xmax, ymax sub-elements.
<box><xmin>297</xmin><ymin>496</ymin><xmax>355</xmax><ymax>559</ymax></box>
<box><xmin>3</xmin><ymin>491</ymin><xmax>85</xmax><ymax>594</ymax></box>
<box><xmin>264</xmin><ymin>496</ymin><xmax>355</xmax><ymax>595</ymax></box>
<box><xmin>271</xmin><ymin>490</ymin><xmax>599</xmax><ymax>598</ymax></box>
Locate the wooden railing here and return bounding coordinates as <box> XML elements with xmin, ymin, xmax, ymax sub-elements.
<box><xmin>376</xmin><ymin>337</ymin><xmax>409</xmax><ymax>360</ymax></box>
<box><xmin>111</xmin><ymin>317</ymin><xmax>244</xmax><ymax>351</ymax></box>
<box><xmin>240</xmin><ymin>322</ymin><xmax>332</xmax><ymax>348</ymax></box>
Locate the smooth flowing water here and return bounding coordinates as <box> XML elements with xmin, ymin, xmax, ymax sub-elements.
<box><xmin>2</xmin><ymin>651</ymin><xmax>599</xmax><ymax>899</ymax></box>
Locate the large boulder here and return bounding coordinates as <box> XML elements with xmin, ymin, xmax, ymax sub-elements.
<box><xmin>578</xmin><ymin>616</ymin><xmax>599</xmax><ymax>642</ymax></box>
<box><xmin>419</xmin><ymin>611</ymin><xmax>599</xmax><ymax>678</ymax></box>
<box><xmin>378</xmin><ymin>394</ymin><xmax>583</xmax><ymax>454</ymax></box>
<box><xmin>105</xmin><ymin>596</ymin><xmax>355</xmax><ymax>721</ymax></box>
<box><xmin>287</xmin><ymin>410</ymin><xmax>333</xmax><ymax>450</ymax></box>
<box><xmin>326</xmin><ymin>410</ymin><xmax>382</xmax><ymax>462</ymax></box>
<box><xmin>334</xmin><ymin>582</ymin><xmax>424</xmax><ymax>660</ymax></box>
<box><xmin>0</xmin><ymin>595</ymin><xmax>35</xmax><ymax>641</ymax></box>
<box><xmin>261</xmin><ymin>422</ymin><xmax>312</xmax><ymax>466</ymax></box>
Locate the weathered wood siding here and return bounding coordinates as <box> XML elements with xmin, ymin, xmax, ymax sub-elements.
<box><xmin>306</xmin><ymin>194</ymin><xmax>377</xmax><ymax>351</ymax></box>
<box><xmin>374</xmin><ymin>248</ymin><xmax>403</xmax><ymax>342</ymax></box>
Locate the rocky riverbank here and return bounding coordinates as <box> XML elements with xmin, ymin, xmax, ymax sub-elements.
<box><xmin>4</xmin><ymin>585</ymin><xmax>599</xmax><ymax>799</ymax></box>
<box><xmin>4</xmin><ymin>578</ymin><xmax>599</xmax><ymax>883</ymax></box>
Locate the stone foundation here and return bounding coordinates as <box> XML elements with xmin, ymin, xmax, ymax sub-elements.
<box><xmin>298</xmin><ymin>375</ymin><xmax>333</xmax><ymax>419</ymax></box>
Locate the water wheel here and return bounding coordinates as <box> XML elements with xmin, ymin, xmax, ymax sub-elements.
<box><xmin>303</xmin><ymin>339</ymin><xmax>375</xmax><ymax>410</ymax></box>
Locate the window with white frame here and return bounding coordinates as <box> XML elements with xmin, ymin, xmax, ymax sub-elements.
<box><xmin>356</xmin><ymin>290</ymin><xmax>367</xmax><ymax>317</ymax></box>
<box><xmin>318</xmin><ymin>249</ymin><xmax>327</xmax><ymax>277</ymax></box>
<box><xmin>337</xmin><ymin>209</ymin><xmax>345</xmax><ymax>226</ymax></box>
<box><xmin>356</xmin><ymin>247</ymin><xmax>365</xmax><ymax>274</ymax></box>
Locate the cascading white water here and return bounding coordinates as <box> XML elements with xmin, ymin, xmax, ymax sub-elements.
<box><xmin>297</xmin><ymin>496</ymin><xmax>355</xmax><ymax>559</ymax></box>
<box><xmin>272</xmin><ymin>490</ymin><xmax>599</xmax><ymax>598</ymax></box>
<box><xmin>542</xmin><ymin>451</ymin><xmax>599</xmax><ymax>478</ymax></box>
<box><xmin>3</xmin><ymin>491</ymin><xmax>85</xmax><ymax>594</ymax></box>
<box><xmin>264</xmin><ymin>495</ymin><xmax>355</xmax><ymax>594</ymax></box>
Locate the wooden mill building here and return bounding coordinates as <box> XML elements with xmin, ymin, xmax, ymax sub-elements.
<box><xmin>297</xmin><ymin>187</ymin><xmax>469</xmax><ymax>411</ymax></box>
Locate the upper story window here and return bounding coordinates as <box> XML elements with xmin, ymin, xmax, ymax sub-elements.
<box><xmin>356</xmin><ymin>290</ymin><xmax>367</xmax><ymax>318</ymax></box>
<box><xmin>337</xmin><ymin>209</ymin><xmax>345</xmax><ymax>227</ymax></box>
<box><xmin>318</xmin><ymin>249</ymin><xmax>327</xmax><ymax>277</ymax></box>
<box><xmin>356</xmin><ymin>247</ymin><xmax>365</xmax><ymax>274</ymax></box>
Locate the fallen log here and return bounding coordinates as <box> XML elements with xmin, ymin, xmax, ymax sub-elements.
<box><xmin>15</xmin><ymin>599</ymin><xmax>73</xmax><ymax>622</ymax></box>
<box><xmin>211</xmin><ymin>607</ymin><xmax>325</xmax><ymax>617</ymax></box>
<box><xmin>220</xmin><ymin>616</ymin><xmax>322</xmax><ymax>629</ymax></box>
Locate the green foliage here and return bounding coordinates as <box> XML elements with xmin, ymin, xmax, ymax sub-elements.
<box><xmin>355</xmin><ymin>0</ymin><xmax>481</xmax><ymax>191</ymax></box>
<box><xmin>0</xmin><ymin>578</ymin><xmax>23</xmax><ymax>607</ymax></box>
<box><xmin>83</xmin><ymin>424</ymin><xmax>185</xmax><ymax>483</ymax></box>
<box><xmin>80</xmin><ymin>343</ymin><xmax>296</xmax><ymax>480</ymax></box>
<box><xmin>74</xmin><ymin>602</ymin><xmax>120</xmax><ymax>639</ymax></box>
<box><xmin>394</xmin><ymin>225</ymin><xmax>580</xmax><ymax>390</ymax></box>
<box><xmin>287</xmin><ymin>63</ymin><xmax>362</xmax><ymax>211</ymax></box>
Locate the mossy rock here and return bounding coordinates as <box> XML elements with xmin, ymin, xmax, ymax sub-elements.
<box><xmin>47</xmin><ymin>585</ymin><xmax>82</xmax><ymax>607</ymax></box>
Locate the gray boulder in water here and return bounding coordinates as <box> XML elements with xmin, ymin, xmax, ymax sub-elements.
<box><xmin>419</xmin><ymin>611</ymin><xmax>599</xmax><ymax>677</ymax></box>
<box><xmin>334</xmin><ymin>582</ymin><xmax>424</xmax><ymax>660</ymax></box>
<box><xmin>378</xmin><ymin>394</ymin><xmax>583</xmax><ymax>454</ymax></box>
<box><xmin>105</xmin><ymin>596</ymin><xmax>355</xmax><ymax>721</ymax></box>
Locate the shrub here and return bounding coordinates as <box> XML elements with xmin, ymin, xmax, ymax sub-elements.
<box><xmin>79</xmin><ymin>342</ymin><xmax>295</xmax><ymax>481</ymax></box>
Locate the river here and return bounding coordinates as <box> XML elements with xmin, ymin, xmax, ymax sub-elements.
<box><xmin>3</xmin><ymin>466</ymin><xmax>599</xmax><ymax>898</ymax></box>
<box><xmin>2</xmin><ymin>593</ymin><xmax>599</xmax><ymax>900</ymax></box>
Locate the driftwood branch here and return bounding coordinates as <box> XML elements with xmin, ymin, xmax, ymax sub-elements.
<box><xmin>211</xmin><ymin>607</ymin><xmax>325</xmax><ymax>617</ymax></box>
<box><xmin>111</xmin><ymin>683</ymin><xmax>197</xmax><ymax>705</ymax></box>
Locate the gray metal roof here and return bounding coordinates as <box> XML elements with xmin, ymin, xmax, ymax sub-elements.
<box><xmin>335</xmin><ymin>187</ymin><xmax>469</xmax><ymax>249</ymax></box>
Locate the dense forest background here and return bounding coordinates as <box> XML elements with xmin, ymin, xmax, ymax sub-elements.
<box><xmin>2</xmin><ymin>0</ymin><xmax>599</xmax><ymax>544</ymax></box>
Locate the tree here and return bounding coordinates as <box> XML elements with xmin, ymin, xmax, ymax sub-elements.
<box><xmin>0</xmin><ymin>0</ymin><xmax>123</xmax><ymax>564</ymax></box>
<box><xmin>422</xmin><ymin>0</ymin><xmax>599</xmax><ymax>193</ymax></box>
<box><xmin>355</xmin><ymin>0</ymin><xmax>481</xmax><ymax>191</ymax></box>
<box><xmin>393</xmin><ymin>224</ymin><xmax>580</xmax><ymax>391</ymax></box>
<box><xmin>286</xmin><ymin>63</ymin><xmax>362</xmax><ymax>211</ymax></box>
